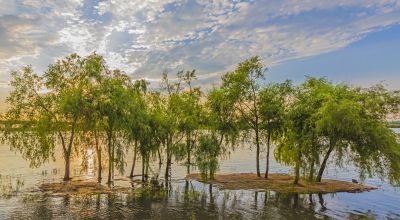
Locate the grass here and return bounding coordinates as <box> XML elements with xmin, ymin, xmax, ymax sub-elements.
<box><xmin>186</xmin><ymin>173</ymin><xmax>377</xmax><ymax>194</ymax></box>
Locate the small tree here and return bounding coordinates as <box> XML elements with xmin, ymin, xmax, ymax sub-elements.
<box><xmin>195</xmin><ymin>134</ymin><xmax>220</xmax><ymax>181</ymax></box>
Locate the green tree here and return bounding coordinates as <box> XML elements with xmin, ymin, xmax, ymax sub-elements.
<box><xmin>96</xmin><ymin>70</ymin><xmax>131</xmax><ymax>185</ymax></box>
<box><xmin>277</xmin><ymin>77</ymin><xmax>400</xmax><ymax>185</ymax></box>
<box><xmin>259</xmin><ymin>80</ymin><xmax>292</xmax><ymax>179</ymax></box>
<box><xmin>195</xmin><ymin>87</ymin><xmax>240</xmax><ymax>180</ymax></box>
<box><xmin>177</xmin><ymin>70</ymin><xmax>203</xmax><ymax>174</ymax></box>
<box><xmin>221</xmin><ymin>56</ymin><xmax>266</xmax><ymax>177</ymax></box>
<box><xmin>76</xmin><ymin>54</ymin><xmax>109</xmax><ymax>183</ymax></box>
<box><xmin>158</xmin><ymin>72</ymin><xmax>184</xmax><ymax>182</ymax></box>
<box><xmin>125</xmin><ymin>80</ymin><xmax>153</xmax><ymax>181</ymax></box>
<box><xmin>2</xmin><ymin>54</ymin><xmax>99</xmax><ymax>181</ymax></box>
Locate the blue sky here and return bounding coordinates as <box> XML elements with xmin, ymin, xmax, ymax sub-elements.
<box><xmin>0</xmin><ymin>0</ymin><xmax>399</xmax><ymax>90</ymax></box>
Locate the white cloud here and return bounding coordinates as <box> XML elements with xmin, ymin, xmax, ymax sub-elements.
<box><xmin>0</xmin><ymin>0</ymin><xmax>400</xmax><ymax>87</ymax></box>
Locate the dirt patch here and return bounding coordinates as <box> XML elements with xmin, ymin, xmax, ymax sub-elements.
<box><xmin>39</xmin><ymin>180</ymin><xmax>133</xmax><ymax>195</ymax></box>
<box><xmin>186</xmin><ymin>173</ymin><xmax>377</xmax><ymax>193</ymax></box>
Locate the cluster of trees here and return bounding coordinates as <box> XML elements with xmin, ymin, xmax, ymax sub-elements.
<box><xmin>1</xmin><ymin>53</ymin><xmax>399</xmax><ymax>186</ymax></box>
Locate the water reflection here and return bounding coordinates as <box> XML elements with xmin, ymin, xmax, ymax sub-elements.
<box><xmin>1</xmin><ymin>133</ymin><xmax>400</xmax><ymax>219</ymax></box>
<box><xmin>6</xmin><ymin>180</ymin><xmax>380</xmax><ymax>220</ymax></box>
<box><xmin>0</xmin><ymin>175</ymin><xmax>24</xmax><ymax>199</ymax></box>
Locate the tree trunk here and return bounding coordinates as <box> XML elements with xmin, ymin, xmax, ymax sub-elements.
<box><xmin>255</xmin><ymin>125</ymin><xmax>261</xmax><ymax>177</ymax></box>
<box><xmin>187</xmin><ymin>131</ymin><xmax>191</xmax><ymax>167</ymax></box>
<box><xmin>145</xmin><ymin>156</ymin><xmax>149</xmax><ymax>182</ymax></box>
<box><xmin>130</xmin><ymin>140</ymin><xmax>138</xmax><ymax>178</ymax></box>
<box><xmin>111</xmin><ymin>139</ymin><xmax>115</xmax><ymax>181</ymax></box>
<box><xmin>97</xmin><ymin>151</ymin><xmax>102</xmax><ymax>183</ymax></box>
<box><xmin>293</xmin><ymin>148</ymin><xmax>302</xmax><ymax>185</ymax></box>
<box><xmin>165</xmin><ymin>139</ymin><xmax>172</xmax><ymax>181</ymax></box>
<box><xmin>107</xmin><ymin>130</ymin><xmax>113</xmax><ymax>186</ymax></box>
<box><xmin>265</xmin><ymin>131</ymin><xmax>271</xmax><ymax>179</ymax></box>
<box><xmin>142</xmin><ymin>155</ymin><xmax>145</xmax><ymax>182</ymax></box>
<box><xmin>309</xmin><ymin>160</ymin><xmax>314</xmax><ymax>182</ymax></box>
<box><xmin>158</xmin><ymin>149</ymin><xmax>162</xmax><ymax>165</ymax></box>
<box><xmin>316</xmin><ymin>143</ymin><xmax>334</xmax><ymax>182</ymax></box>
<box><xmin>95</xmin><ymin>131</ymin><xmax>102</xmax><ymax>183</ymax></box>
<box><xmin>165</xmin><ymin>156</ymin><xmax>171</xmax><ymax>180</ymax></box>
<box><xmin>64</xmin><ymin>151</ymin><xmax>71</xmax><ymax>181</ymax></box>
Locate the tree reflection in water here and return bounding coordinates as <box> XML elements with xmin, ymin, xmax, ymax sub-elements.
<box><xmin>6</xmin><ymin>180</ymin><xmax>377</xmax><ymax>219</ymax></box>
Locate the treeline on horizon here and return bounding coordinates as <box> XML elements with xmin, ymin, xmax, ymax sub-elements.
<box><xmin>1</xmin><ymin>53</ymin><xmax>400</xmax><ymax>186</ymax></box>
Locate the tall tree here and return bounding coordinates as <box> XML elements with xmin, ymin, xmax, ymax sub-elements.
<box><xmin>2</xmin><ymin>54</ymin><xmax>100</xmax><ymax>181</ymax></box>
<box><xmin>259</xmin><ymin>80</ymin><xmax>292</xmax><ymax>179</ymax></box>
<box><xmin>159</xmin><ymin>72</ymin><xmax>184</xmax><ymax>182</ymax></box>
<box><xmin>276</xmin><ymin>77</ymin><xmax>400</xmax><ymax>184</ymax></box>
<box><xmin>221</xmin><ymin>56</ymin><xmax>266</xmax><ymax>177</ymax></box>
<box><xmin>96</xmin><ymin>70</ymin><xmax>131</xmax><ymax>185</ymax></box>
<box><xmin>177</xmin><ymin>70</ymin><xmax>202</xmax><ymax>174</ymax></box>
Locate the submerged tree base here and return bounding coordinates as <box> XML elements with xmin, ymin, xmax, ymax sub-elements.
<box><xmin>39</xmin><ymin>180</ymin><xmax>132</xmax><ymax>195</ymax></box>
<box><xmin>186</xmin><ymin>173</ymin><xmax>377</xmax><ymax>193</ymax></box>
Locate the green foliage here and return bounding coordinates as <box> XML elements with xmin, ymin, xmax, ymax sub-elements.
<box><xmin>195</xmin><ymin>134</ymin><xmax>221</xmax><ymax>181</ymax></box>
<box><xmin>2</xmin><ymin>54</ymin><xmax>399</xmax><ymax>187</ymax></box>
<box><xmin>276</xmin><ymin>77</ymin><xmax>400</xmax><ymax>184</ymax></box>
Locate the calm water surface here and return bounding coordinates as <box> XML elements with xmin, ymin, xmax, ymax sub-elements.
<box><xmin>0</xmin><ymin>129</ymin><xmax>399</xmax><ymax>219</ymax></box>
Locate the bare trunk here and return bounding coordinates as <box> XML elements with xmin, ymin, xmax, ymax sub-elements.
<box><xmin>97</xmin><ymin>151</ymin><xmax>102</xmax><ymax>183</ymax></box>
<box><xmin>309</xmin><ymin>160</ymin><xmax>314</xmax><ymax>182</ymax></box>
<box><xmin>130</xmin><ymin>140</ymin><xmax>138</xmax><ymax>178</ymax></box>
<box><xmin>95</xmin><ymin>131</ymin><xmax>102</xmax><ymax>183</ymax></box>
<box><xmin>293</xmin><ymin>148</ymin><xmax>302</xmax><ymax>185</ymax></box>
<box><xmin>186</xmin><ymin>132</ymin><xmax>191</xmax><ymax>174</ymax></box>
<box><xmin>165</xmin><ymin>156</ymin><xmax>171</xmax><ymax>180</ymax></box>
<box><xmin>316</xmin><ymin>143</ymin><xmax>335</xmax><ymax>182</ymax></box>
<box><xmin>158</xmin><ymin>149</ymin><xmax>162</xmax><ymax>165</ymax></box>
<box><xmin>64</xmin><ymin>152</ymin><xmax>71</xmax><ymax>181</ymax></box>
<box><xmin>165</xmin><ymin>139</ymin><xmax>172</xmax><ymax>181</ymax></box>
<box><xmin>145</xmin><ymin>157</ymin><xmax>149</xmax><ymax>182</ymax></box>
<box><xmin>107</xmin><ymin>130</ymin><xmax>113</xmax><ymax>186</ymax></box>
<box><xmin>142</xmin><ymin>155</ymin><xmax>145</xmax><ymax>182</ymax></box>
<box><xmin>255</xmin><ymin>125</ymin><xmax>261</xmax><ymax>177</ymax></box>
<box><xmin>265</xmin><ymin>131</ymin><xmax>271</xmax><ymax>179</ymax></box>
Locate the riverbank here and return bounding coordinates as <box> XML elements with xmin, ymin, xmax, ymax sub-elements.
<box><xmin>186</xmin><ymin>173</ymin><xmax>376</xmax><ymax>193</ymax></box>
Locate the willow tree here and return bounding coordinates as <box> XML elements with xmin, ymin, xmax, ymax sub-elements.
<box><xmin>221</xmin><ymin>56</ymin><xmax>266</xmax><ymax>177</ymax></box>
<box><xmin>1</xmin><ymin>54</ymin><xmax>98</xmax><ymax>181</ymax></box>
<box><xmin>78</xmin><ymin>54</ymin><xmax>109</xmax><ymax>183</ymax></box>
<box><xmin>195</xmin><ymin>87</ymin><xmax>240</xmax><ymax>180</ymax></box>
<box><xmin>177</xmin><ymin>70</ymin><xmax>203</xmax><ymax>174</ymax></box>
<box><xmin>258</xmin><ymin>80</ymin><xmax>292</xmax><ymax>179</ymax></box>
<box><xmin>159</xmin><ymin>72</ymin><xmax>185</xmax><ymax>181</ymax></box>
<box><xmin>314</xmin><ymin>83</ymin><xmax>400</xmax><ymax>183</ymax></box>
<box><xmin>96</xmin><ymin>71</ymin><xmax>131</xmax><ymax>185</ymax></box>
<box><xmin>125</xmin><ymin>79</ymin><xmax>150</xmax><ymax>179</ymax></box>
<box><xmin>275</xmin><ymin>78</ymin><xmax>330</xmax><ymax>184</ymax></box>
<box><xmin>277</xmin><ymin>77</ymin><xmax>400</xmax><ymax>184</ymax></box>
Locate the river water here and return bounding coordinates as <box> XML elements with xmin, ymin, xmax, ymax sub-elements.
<box><xmin>0</xmin><ymin>129</ymin><xmax>399</xmax><ymax>219</ymax></box>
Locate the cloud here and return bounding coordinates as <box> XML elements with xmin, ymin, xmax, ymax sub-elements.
<box><xmin>0</xmin><ymin>0</ymin><xmax>400</xmax><ymax>88</ymax></box>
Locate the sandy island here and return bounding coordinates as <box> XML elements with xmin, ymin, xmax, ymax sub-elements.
<box><xmin>38</xmin><ymin>173</ymin><xmax>377</xmax><ymax>195</ymax></box>
<box><xmin>39</xmin><ymin>180</ymin><xmax>133</xmax><ymax>195</ymax></box>
<box><xmin>186</xmin><ymin>173</ymin><xmax>377</xmax><ymax>193</ymax></box>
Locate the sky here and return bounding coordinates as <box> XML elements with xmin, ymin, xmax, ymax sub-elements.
<box><xmin>0</xmin><ymin>0</ymin><xmax>400</xmax><ymax>92</ymax></box>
